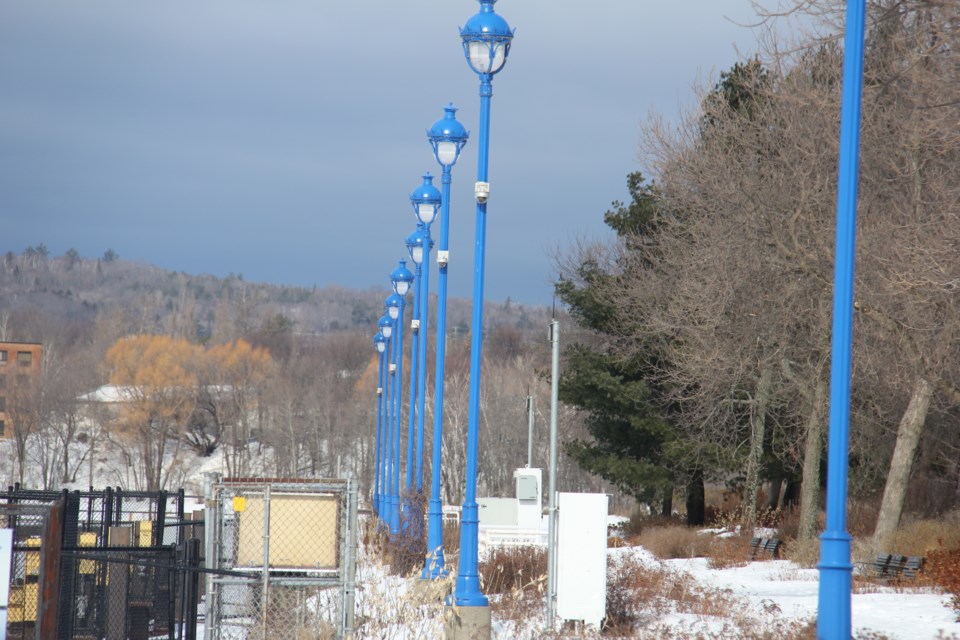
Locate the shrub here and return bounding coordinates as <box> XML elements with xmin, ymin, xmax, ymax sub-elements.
<box><xmin>478</xmin><ymin>545</ymin><xmax>547</xmax><ymax>596</ymax></box>
<box><xmin>706</xmin><ymin>534</ymin><xmax>752</xmax><ymax>569</ymax></box>
<box><xmin>636</xmin><ymin>525</ymin><xmax>712</xmax><ymax>559</ymax></box>
<box><xmin>444</xmin><ymin>520</ymin><xmax>461</xmax><ymax>556</ymax></box>
<box><xmin>784</xmin><ymin>535</ymin><xmax>821</xmax><ymax>568</ymax></box>
<box><xmin>615</xmin><ymin>511</ymin><xmax>687</xmax><ymax>542</ymax></box>
<box><xmin>924</xmin><ymin>546</ymin><xmax>960</xmax><ymax>614</ymax></box>
<box><xmin>384</xmin><ymin>491</ymin><xmax>428</xmax><ymax>576</ymax></box>
<box><xmin>891</xmin><ymin>518</ymin><xmax>960</xmax><ymax>557</ymax></box>
<box><xmin>478</xmin><ymin>545</ymin><xmax>547</xmax><ymax>621</ymax></box>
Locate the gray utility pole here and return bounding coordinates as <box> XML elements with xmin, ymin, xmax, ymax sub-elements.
<box><xmin>526</xmin><ymin>394</ymin><xmax>535</xmax><ymax>467</ymax></box>
<box><xmin>546</xmin><ymin>319</ymin><xmax>560</xmax><ymax>630</ymax></box>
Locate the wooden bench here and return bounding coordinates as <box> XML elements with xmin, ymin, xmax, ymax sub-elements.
<box><xmin>867</xmin><ymin>553</ymin><xmax>925</xmax><ymax>580</ymax></box>
<box><xmin>749</xmin><ymin>537</ymin><xmax>783</xmax><ymax>560</ymax></box>
<box><xmin>902</xmin><ymin>555</ymin><xmax>926</xmax><ymax>578</ymax></box>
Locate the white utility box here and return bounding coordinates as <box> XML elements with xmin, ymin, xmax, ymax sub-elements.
<box><xmin>556</xmin><ymin>492</ymin><xmax>608</xmax><ymax>629</ymax></box>
<box><xmin>477</xmin><ymin>497</ymin><xmax>518</xmax><ymax>527</ymax></box>
<box><xmin>513</xmin><ymin>467</ymin><xmax>542</xmax><ymax>530</ymax></box>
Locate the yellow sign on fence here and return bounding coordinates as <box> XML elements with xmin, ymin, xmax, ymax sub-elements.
<box><xmin>235</xmin><ymin>493</ymin><xmax>339</xmax><ymax>570</ymax></box>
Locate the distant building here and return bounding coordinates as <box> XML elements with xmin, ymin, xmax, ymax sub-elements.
<box><xmin>0</xmin><ymin>342</ymin><xmax>43</xmax><ymax>438</ymax></box>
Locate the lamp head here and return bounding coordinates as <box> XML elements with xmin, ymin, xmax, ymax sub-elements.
<box><xmin>374</xmin><ymin>331</ymin><xmax>386</xmax><ymax>353</ymax></box>
<box><xmin>427</xmin><ymin>104</ymin><xmax>469</xmax><ymax>168</ymax></box>
<box><xmin>390</xmin><ymin>259</ymin><xmax>414</xmax><ymax>296</ymax></box>
<box><xmin>378</xmin><ymin>313</ymin><xmax>393</xmax><ymax>337</ymax></box>
<box><xmin>386</xmin><ymin>293</ymin><xmax>403</xmax><ymax>320</ymax></box>
<box><xmin>460</xmin><ymin>0</ymin><xmax>514</xmax><ymax>76</ymax></box>
<box><xmin>410</xmin><ymin>173</ymin><xmax>442</xmax><ymax>226</ymax></box>
<box><xmin>405</xmin><ymin>228</ymin><xmax>432</xmax><ymax>265</ymax></box>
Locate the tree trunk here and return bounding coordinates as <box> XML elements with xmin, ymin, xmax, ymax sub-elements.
<box><xmin>744</xmin><ymin>362</ymin><xmax>773</xmax><ymax>531</ymax></box>
<box><xmin>798</xmin><ymin>375</ymin><xmax>827</xmax><ymax>541</ymax></box>
<box><xmin>660</xmin><ymin>482</ymin><xmax>674</xmax><ymax>517</ymax></box>
<box><xmin>872</xmin><ymin>376</ymin><xmax>933</xmax><ymax>554</ymax></box>
<box><xmin>767</xmin><ymin>478</ymin><xmax>783</xmax><ymax>511</ymax></box>
<box><xmin>686</xmin><ymin>468</ymin><xmax>705</xmax><ymax>526</ymax></box>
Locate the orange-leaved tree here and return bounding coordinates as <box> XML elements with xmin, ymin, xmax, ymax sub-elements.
<box><xmin>104</xmin><ymin>335</ymin><xmax>201</xmax><ymax>491</ymax></box>
<box><xmin>198</xmin><ymin>339</ymin><xmax>274</xmax><ymax>476</ymax></box>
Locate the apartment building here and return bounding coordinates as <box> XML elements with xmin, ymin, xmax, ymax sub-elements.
<box><xmin>0</xmin><ymin>342</ymin><xmax>42</xmax><ymax>437</ymax></box>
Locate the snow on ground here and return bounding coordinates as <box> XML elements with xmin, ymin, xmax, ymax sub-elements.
<box><xmin>652</xmin><ymin>550</ymin><xmax>960</xmax><ymax>639</ymax></box>
<box><xmin>333</xmin><ymin>536</ymin><xmax>960</xmax><ymax>639</ymax></box>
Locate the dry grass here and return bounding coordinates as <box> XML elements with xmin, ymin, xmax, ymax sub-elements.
<box><xmin>783</xmin><ymin>535</ymin><xmax>821</xmax><ymax>568</ymax></box>
<box><xmin>443</xmin><ymin>520</ymin><xmax>461</xmax><ymax>555</ymax></box>
<box><xmin>706</xmin><ymin>535</ymin><xmax>753</xmax><ymax>569</ymax></box>
<box><xmin>890</xmin><ymin>516</ymin><xmax>960</xmax><ymax>556</ymax></box>
<box><xmin>634</xmin><ymin>525</ymin><xmax>714</xmax><ymax>559</ymax></box>
<box><xmin>480</xmin><ymin>545</ymin><xmax>547</xmax><ymax>596</ymax></box>
<box><xmin>615</xmin><ymin>511</ymin><xmax>687</xmax><ymax>540</ymax></box>
<box><xmin>604</xmin><ymin>552</ymin><xmax>740</xmax><ymax>634</ymax></box>
<box><xmin>478</xmin><ymin>546</ymin><xmax>548</xmax><ymax>622</ymax></box>
<box><xmin>604</xmin><ymin>552</ymin><xmax>825</xmax><ymax>639</ymax></box>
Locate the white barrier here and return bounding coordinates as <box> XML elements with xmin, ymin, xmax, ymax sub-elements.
<box><xmin>477</xmin><ymin>525</ymin><xmax>548</xmax><ymax>558</ymax></box>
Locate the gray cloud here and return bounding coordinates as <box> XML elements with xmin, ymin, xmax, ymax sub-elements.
<box><xmin>0</xmin><ymin>0</ymin><xmax>767</xmax><ymax>304</ymax></box>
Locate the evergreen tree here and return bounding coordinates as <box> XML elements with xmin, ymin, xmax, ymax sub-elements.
<box><xmin>556</xmin><ymin>173</ymin><xmax>703</xmax><ymax>520</ymax></box>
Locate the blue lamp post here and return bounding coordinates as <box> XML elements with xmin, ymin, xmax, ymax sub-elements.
<box><xmin>373</xmin><ymin>331</ymin><xmax>387</xmax><ymax>517</ymax></box>
<box><xmin>410</xmin><ymin>174</ymin><xmax>441</xmax><ymax>494</ymax></box>
<box><xmin>388</xmin><ymin>261</ymin><xmax>414</xmax><ymax>536</ymax></box>
<box><xmin>404</xmin><ymin>229</ymin><xmax>423</xmax><ymax>510</ymax></box>
<box><xmin>379</xmin><ymin>311</ymin><xmax>396</xmax><ymax>528</ymax></box>
<box><xmin>423</xmin><ymin>108</ymin><xmax>468</xmax><ymax>579</ymax></box>
<box><xmin>818</xmin><ymin>1</ymin><xmax>866</xmax><ymax>638</ymax></box>
<box><xmin>386</xmin><ymin>291</ymin><xmax>405</xmax><ymax>536</ymax></box>
<box><xmin>453</xmin><ymin>0</ymin><xmax>514</xmax><ymax>609</ymax></box>
<box><xmin>403</xmin><ymin>227</ymin><xmax>434</xmax><ymax>541</ymax></box>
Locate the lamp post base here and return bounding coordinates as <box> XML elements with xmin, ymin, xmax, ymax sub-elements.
<box><xmin>444</xmin><ymin>604</ymin><xmax>491</xmax><ymax>640</ymax></box>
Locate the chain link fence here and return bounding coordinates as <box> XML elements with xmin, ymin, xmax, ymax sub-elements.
<box><xmin>205</xmin><ymin>477</ymin><xmax>358</xmax><ymax>640</ymax></box>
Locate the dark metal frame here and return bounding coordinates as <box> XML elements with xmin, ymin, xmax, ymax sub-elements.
<box><xmin>0</xmin><ymin>486</ymin><xmax>201</xmax><ymax>640</ymax></box>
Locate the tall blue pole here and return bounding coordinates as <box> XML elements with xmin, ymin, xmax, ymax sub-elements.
<box><xmin>415</xmin><ymin>230</ymin><xmax>433</xmax><ymax>492</ymax></box>
<box><xmin>817</xmin><ymin>1</ymin><xmax>866</xmax><ymax>639</ymax></box>
<box><xmin>380</xmin><ymin>344</ymin><xmax>389</xmax><ymax>517</ymax></box>
<box><xmin>391</xmin><ymin>297</ymin><xmax>406</xmax><ymax>537</ymax></box>
<box><xmin>373</xmin><ymin>340</ymin><xmax>384</xmax><ymax>516</ymax></box>
<box><xmin>405</xmin><ymin>240</ymin><xmax>422</xmax><ymax>532</ymax></box>
<box><xmin>454</xmin><ymin>0</ymin><xmax>513</xmax><ymax>609</ymax></box>
<box><xmin>454</xmin><ymin>71</ymin><xmax>492</xmax><ymax>607</ymax></box>
<box><xmin>424</xmin><ymin>165</ymin><xmax>453</xmax><ymax>578</ymax></box>
<box><xmin>425</xmin><ymin>161</ymin><xmax>453</xmax><ymax>578</ymax></box>
<box><xmin>385</xmin><ymin>317</ymin><xmax>398</xmax><ymax>530</ymax></box>
<box><xmin>379</xmin><ymin>333</ymin><xmax>392</xmax><ymax>521</ymax></box>
<box><xmin>421</xmin><ymin>117</ymin><xmax>465</xmax><ymax>578</ymax></box>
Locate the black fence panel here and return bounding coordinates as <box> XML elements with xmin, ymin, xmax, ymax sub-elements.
<box><xmin>0</xmin><ymin>487</ymin><xmax>202</xmax><ymax>639</ymax></box>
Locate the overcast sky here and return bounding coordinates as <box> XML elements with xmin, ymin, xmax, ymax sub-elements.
<box><xmin>0</xmin><ymin>1</ymin><xmax>774</xmax><ymax>305</ymax></box>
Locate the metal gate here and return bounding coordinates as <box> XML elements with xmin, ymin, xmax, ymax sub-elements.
<box><xmin>0</xmin><ymin>487</ymin><xmax>202</xmax><ymax>640</ymax></box>
<box><xmin>204</xmin><ymin>476</ymin><xmax>357</xmax><ymax>640</ymax></box>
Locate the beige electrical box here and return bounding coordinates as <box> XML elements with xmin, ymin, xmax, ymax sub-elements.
<box><xmin>235</xmin><ymin>493</ymin><xmax>340</xmax><ymax>570</ymax></box>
